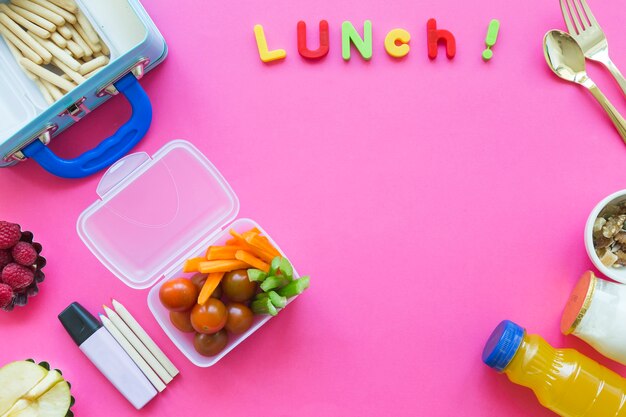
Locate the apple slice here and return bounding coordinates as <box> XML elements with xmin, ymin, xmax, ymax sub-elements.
<box><xmin>23</xmin><ymin>371</ymin><xmax>64</xmax><ymax>401</ymax></box>
<box><xmin>8</xmin><ymin>381</ymin><xmax>71</xmax><ymax>417</ymax></box>
<box><xmin>0</xmin><ymin>362</ymin><xmax>47</xmax><ymax>415</ymax></box>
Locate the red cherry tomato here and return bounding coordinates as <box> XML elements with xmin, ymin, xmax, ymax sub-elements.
<box><xmin>159</xmin><ymin>278</ymin><xmax>198</xmax><ymax>312</ymax></box>
<box><xmin>169</xmin><ymin>310</ymin><xmax>194</xmax><ymax>333</ymax></box>
<box><xmin>194</xmin><ymin>330</ymin><xmax>228</xmax><ymax>357</ymax></box>
<box><xmin>190</xmin><ymin>299</ymin><xmax>228</xmax><ymax>334</ymax></box>
<box><xmin>225</xmin><ymin>303</ymin><xmax>254</xmax><ymax>334</ymax></box>
<box><xmin>222</xmin><ymin>270</ymin><xmax>257</xmax><ymax>303</ymax></box>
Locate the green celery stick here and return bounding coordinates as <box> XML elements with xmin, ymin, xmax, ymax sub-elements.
<box><xmin>260</xmin><ymin>276</ymin><xmax>283</xmax><ymax>292</ymax></box>
<box><xmin>268</xmin><ymin>291</ymin><xmax>287</xmax><ymax>308</ymax></box>
<box><xmin>277</xmin><ymin>276</ymin><xmax>310</xmax><ymax>298</ymax></box>
<box><xmin>269</xmin><ymin>257</ymin><xmax>294</xmax><ymax>279</ymax></box>
<box><xmin>248</xmin><ymin>269</ymin><xmax>268</xmax><ymax>282</ymax></box>
<box><xmin>251</xmin><ymin>297</ymin><xmax>278</xmax><ymax>316</ymax></box>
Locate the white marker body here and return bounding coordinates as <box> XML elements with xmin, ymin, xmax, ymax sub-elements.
<box><xmin>79</xmin><ymin>327</ymin><xmax>157</xmax><ymax>409</ymax></box>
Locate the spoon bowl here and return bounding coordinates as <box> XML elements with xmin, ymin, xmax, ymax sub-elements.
<box><xmin>544</xmin><ymin>30</ymin><xmax>588</xmax><ymax>84</ymax></box>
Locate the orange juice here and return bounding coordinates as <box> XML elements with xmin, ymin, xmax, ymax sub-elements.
<box><xmin>483</xmin><ymin>320</ymin><xmax>626</xmax><ymax>416</ymax></box>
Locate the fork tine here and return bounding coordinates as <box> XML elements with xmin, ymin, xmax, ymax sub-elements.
<box><xmin>579</xmin><ymin>0</ymin><xmax>598</xmax><ymax>27</ymax></box>
<box><xmin>566</xmin><ymin>0</ymin><xmax>585</xmax><ymax>34</ymax></box>
<box><xmin>572</xmin><ymin>0</ymin><xmax>590</xmax><ymax>29</ymax></box>
<box><xmin>560</xmin><ymin>0</ymin><xmax>577</xmax><ymax>34</ymax></box>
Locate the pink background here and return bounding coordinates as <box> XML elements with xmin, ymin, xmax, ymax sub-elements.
<box><xmin>2</xmin><ymin>0</ymin><xmax>626</xmax><ymax>415</ymax></box>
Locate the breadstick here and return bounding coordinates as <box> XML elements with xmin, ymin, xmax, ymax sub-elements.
<box><xmin>40</xmin><ymin>78</ymin><xmax>63</xmax><ymax>100</ymax></box>
<box><xmin>11</xmin><ymin>0</ymin><xmax>65</xmax><ymax>26</ymax></box>
<box><xmin>100</xmin><ymin>39</ymin><xmax>109</xmax><ymax>56</ymax></box>
<box><xmin>73</xmin><ymin>22</ymin><xmax>99</xmax><ymax>53</ymax></box>
<box><xmin>50</xmin><ymin>31</ymin><xmax>66</xmax><ymax>48</ymax></box>
<box><xmin>79</xmin><ymin>54</ymin><xmax>107</xmax><ymax>75</ymax></box>
<box><xmin>8</xmin><ymin>4</ymin><xmax>55</xmax><ymax>32</ymax></box>
<box><xmin>30</xmin><ymin>0</ymin><xmax>75</xmax><ymax>24</ymax></box>
<box><xmin>19</xmin><ymin>57</ymin><xmax>75</xmax><ymax>91</ymax></box>
<box><xmin>4</xmin><ymin>38</ymin><xmax>36</xmax><ymax>81</ymax></box>
<box><xmin>0</xmin><ymin>13</ymin><xmax>52</xmax><ymax>62</ymax></box>
<box><xmin>0</xmin><ymin>20</ymin><xmax>42</xmax><ymax>64</ymax></box>
<box><xmin>75</xmin><ymin>10</ymin><xmax>98</xmax><ymax>44</ymax></box>
<box><xmin>52</xmin><ymin>57</ymin><xmax>85</xmax><ymax>84</ymax></box>
<box><xmin>68</xmin><ymin>24</ymin><xmax>91</xmax><ymax>56</ymax></box>
<box><xmin>35</xmin><ymin>78</ymin><xmax>54</xmax><ymax>103</ymax></box>
<box><xmin>47</xmin><ymin>0</ymin><xmax>77</xmax><ymax>13</ymax></box>
<box><xmin>57</xmin><ymin>24</ymin><xmax>71</xmax><ymax>39</ymax></box>
<box><xmin>0</xmin><ymin>4</ymin><xmax>50</xmax><ymax>39</ymax></box>
<box><xmin>29</xmin><ymin>30</ymin><xmax>80</xmax><ymax>70</ymax></box>
<box><xmin>65</xmin><ymin>39</ymin><xmax>83</xmax><ymax>58</ymax></box>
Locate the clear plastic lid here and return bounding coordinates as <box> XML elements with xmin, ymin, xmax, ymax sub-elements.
<box><xmin>77</xmin><ymin>140</ymin><xmax>240</xmax><ymax>289</ymax></box>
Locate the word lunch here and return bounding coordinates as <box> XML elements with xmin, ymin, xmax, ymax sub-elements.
<box><xmin>253</xmin><ymin>19</ymin><xmax>501</xmax><ymax>63</ymax></box>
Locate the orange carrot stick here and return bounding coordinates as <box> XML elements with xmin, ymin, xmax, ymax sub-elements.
<box><xmin>228</xmin><ymin>229</ymin><xmax>275</xmax><ymax>263</ymax></box>
<box><xmin>198</xmin><ymin>272</ymin><xmax>225</xmax><ymax>305</ymax></box>
<box><xmin>246</xmin><ymin>234</ymin><xmax>280</xmax><ymax>257</ymax></box>
<box><xmin>198</xmin><ymin>260</ymin><xmax>250</xmax><ymax>274</ymax></box>
<box><xmin>183</xmin><ymin>257</ymin><xmax>206</xmax><ymax>273</ymax></box>
<box><xmin>206</xmin><ymin>246</ymin><xmax>241</xmax><ymax>260</ymax></box>
<box><xmin>235</xmin><ymin>250</ymin><xmax>270</xmax><ymax>273</ymax></box>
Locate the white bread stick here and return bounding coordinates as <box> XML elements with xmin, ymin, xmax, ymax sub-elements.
<box><xmin>50</xmin><ymin>31</ymin><xmax>66</xmax><ymax>48</ymax></box>
<box><xmin>73</xmin><ymin>22</ymin><xmax>99</xmax><ymax>53</ymax></box>
<box><xmin>0</xmin><ymin>13</ymin><xmax>51</xmax><ymax>63</ymax></box>
<box><xmin>79</xmin><ymin>54</ymin><xmax>107</xmax><ymax>75</ymax></box>
<box><xmin>0</xmin><ymin>20</ymin><xmax>42</xmax><ymax>64</ymax></box>
<box><xmin>47</xmin><ymin>0</ymin><xmax>77</xmax><ymax>13</ymax></box>
<box><xmin>19</xmin><ymin>57</ymin><xmax>75</xmax><ymax>91</ymax></box>
<box><xmin>8</xmin><ymin>4</ymin><xmax>55</xmax><ymax>32</ymax></box>
<box><xmin>40</xmin><ymin>78</ymin><xmax>63</xmax><ymax>100</ymax></box>
<box><xmin>68</xmin><ymin>24</ymin><xmax>91</xmax><ymax>56</ymax></box>
<box><xmin>4</xmin><ymin>38</ymin><xmax>36</xmax><ymax>80</ymax></box>
<box><xmin>11</xmin><ymin>0</ymin><xmax>65</xmax><ymax>26</ymax></box>
<box><xmin>30</xmin><ymin>0</ymin><xmax>75</xmax><ymax>24</ymax></box>
<box><xmin>52</xmin><ymin>57</ymin><xmax>85</xmax><ymax>84</ymax></box>
<box><xmin>35</xmin><ymin>78</ymin><xmax>54</xmax><ymax>103</ymax></box>
<box><xmin>100</xmin><ymin>39</ymin><xmax>109</xmax><ymax>56</ymax></box>
<box><xmin>75</xmin><ymin>10</ymin><xmax>98</xmax><ymax>44</ymax></box>
<box><xmin>0</xmin><ymin>4</ymin><xmax>50</xmax><ymax>39</ymax></box>
<box><xmin>65</xmin><ymin>39</ymin><xmax>83</xmax><ymax>58</ymax></box>
<box><xmin>29</xmin><ymin>30</ymin><xmax>80</xmax><ymax>70</ymax></box>
<box><xmin>57</xmin><ymin>24</ymin><xmax>71</xmax><ymax>39</ymax></box>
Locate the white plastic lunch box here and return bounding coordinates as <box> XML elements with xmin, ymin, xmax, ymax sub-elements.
<box><xmin>0</xmin><ymin>0</ymin><xmax>166</xmax><ymax>178</ymax></box>
<box><xmin>77</xmin><ymin>140</ymin><xmax>302</xmax><ymax>367</ymax></box>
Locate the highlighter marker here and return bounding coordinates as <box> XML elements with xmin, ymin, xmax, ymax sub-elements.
<box><xmin>58</xmin><ymin>302</ymin><xmax>157</xmax><ymax>409</ymax></box>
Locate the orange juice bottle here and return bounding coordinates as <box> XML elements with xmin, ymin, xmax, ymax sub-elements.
<box><xmin>483</xmin><ymin>320</ymin><xmax>626</xmax><ymax>416</ymax></box>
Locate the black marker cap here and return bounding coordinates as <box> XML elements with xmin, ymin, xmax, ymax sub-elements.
<box><xmin>58</xmin><ymin>302</ymin><xmax>102</xmax><ymax>346</ymax></box>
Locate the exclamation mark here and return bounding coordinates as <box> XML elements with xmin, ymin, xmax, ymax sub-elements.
<box><xmin>482</xmin><ymin>19</ymin><xmax>500</xmax><ymax>61</ymax></box>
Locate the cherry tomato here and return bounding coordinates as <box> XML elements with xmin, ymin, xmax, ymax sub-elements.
<box><xmin>225</xmin><ymin>303</ymin><xmax>254</xmax><ymax>334</ymax></box>
<box><xmin>191</xmin><ymin>273</ymin><xmax>223</xmax><ymax>298</ymax></box>
<box><xmin>159</xmin><ymin>278</ymin><xmax>198</xmax><ymax>312</ymax></box>
<box><xmin>169</xmin><ymin>310</ymin><xmax>194</xmax><ymax>333</ymax></box>
<box><xmin>194</xmin><ymin>330</ymin><xmax>228</xmax><ymax>357</ymax></box>
<box><xmin>190</xmin><ymin>299</ymin><xmax>228</xmax><ymax>334</ymax></box>
<box><xmin>222</xmin><ymin>270</ymin><xmax>257</xmax><ymax>302</ymax></box>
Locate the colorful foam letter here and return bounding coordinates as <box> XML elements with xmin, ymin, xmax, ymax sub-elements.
<box><xmin>384</xmin><ymin>28</ymin><xmax>411</xmax><ymax>58</ymax></box>
<box><xmin>342</xmin><ymin>20</ymin><xmax>372</xmax><ymax>61</ymax></box>
<box><xmin>297</xmin><ymin>20</ymin><xmax>330</xmax><ymax>59</ymax></box>
<box><xmin>427</xmin><ymin>19</ymin><xmax>456</xmax><ymax>59</ymax></box>
<box><xmin>253</xmin><ymin>24</ymin><xmax>287</xmax><ymax>63</ymax></box>
<box><xmin>482</xmin><ymin>19</ymin><xmax>500</xmax><ymax>61</ymax></box>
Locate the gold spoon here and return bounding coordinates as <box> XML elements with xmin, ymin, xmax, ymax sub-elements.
<box><xmin>544</xmin><ymin>30</ymin><xmax>626</xmax><ymax>143</ymax></box>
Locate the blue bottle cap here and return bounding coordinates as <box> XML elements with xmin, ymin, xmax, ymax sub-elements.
<box><xmin>482</xmin><ymin>320</ymin><xmax>525</xmax><ymax>372</ymax></box>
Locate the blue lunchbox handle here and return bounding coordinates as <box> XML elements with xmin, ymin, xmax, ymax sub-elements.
<box><xmin>22</xmin><ymin>73</ymin><xmax>152</xmax><ymax>179</ymax></box>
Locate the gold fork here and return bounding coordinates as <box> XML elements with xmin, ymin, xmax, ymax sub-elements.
<box><xmin>560</xmin><ymin>0</ymin><xmax>626</xmax><ymax>96</ymax></box>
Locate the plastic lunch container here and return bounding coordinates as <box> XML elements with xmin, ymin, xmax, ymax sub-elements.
<box><xmin>76</xmin><ymin>140</ymin><xmax>301</xmax><ymax>367</ymax></box>
<box><xmin>0</xmin><ymin>0</ymin><xmax>166</xmax><ymax>178</ymax></box>
<box><xmin>585</xmin><ymin>189</ymin><xmax>626</xmax><ymax>284</ymax></box>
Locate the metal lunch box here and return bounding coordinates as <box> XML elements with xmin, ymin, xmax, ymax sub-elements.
<box><xmin>0</xmin><ymin>0</ymin><xmax>166</xmax><ymax>178</ymax></box>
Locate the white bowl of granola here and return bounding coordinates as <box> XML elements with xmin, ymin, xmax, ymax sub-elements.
<box><xmin>586</xmin><ymin>190</ymin><xmax>626</xmax><ymax>284</ymax></box>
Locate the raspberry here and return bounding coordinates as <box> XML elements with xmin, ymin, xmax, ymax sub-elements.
<box><xmin>0</xmin><ymin>250</ymin><xmax>11</xmax><ymax>270</ymax></box>
<box><xmin>0</xmin><ymin>222</ymin><xmax>21</xmax><ymax>249</ymax></box>
<box><xmin>11</xmin><ymin>242</ymin><xmax>37</xmax><ymax>266</ymax></box>
<box><xmin>1</xmin><ymin>263</ymin><xmax>34</xmax><ymax>291</ymax></box>
<box><xmin>0</xmin><ymin>283</ymin><xmax>13</xmax><ymax>309</ymax></box>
